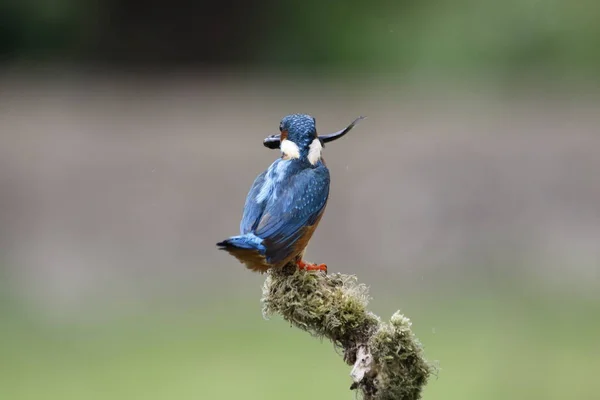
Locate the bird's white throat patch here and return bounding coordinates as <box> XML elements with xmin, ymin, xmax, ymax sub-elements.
<box><xmin>308</xmin><ymin>138</ymin><xmax>323</xmax><ymax>165</ymax></box>
<box><xmin>281</xmin><ymin>139</ymin><xmax>300</xmax><ymax>160</ymax></box>
<box><xmin>280</xmin><ymin>138</ymin><xmax>322</xmax><ymax>165</ymax></box>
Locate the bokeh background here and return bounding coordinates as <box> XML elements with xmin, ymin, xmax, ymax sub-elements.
<box><xmin>1</xmin><ymin>1</ymin><xmax>599</xmax><ymax>399</ymax></box>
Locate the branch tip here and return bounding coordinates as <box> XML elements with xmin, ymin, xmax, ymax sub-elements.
<box><xmin>260</xmin><ymin>266</ymin><xmax>435</xmax><ymax>400</ymax></box>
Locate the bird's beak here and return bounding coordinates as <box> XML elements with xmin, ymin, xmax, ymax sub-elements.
<box><xmin>263</xmin><ymin>134</ymin><xmax>282</xmax><ymax>149</ymax></box>
<box><xmin>263</xmin><ymin>116</ymin><xmax>366</xmax><ymax>149</ymax></box>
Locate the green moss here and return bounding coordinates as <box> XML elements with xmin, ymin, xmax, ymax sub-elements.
<box><xmin>368</xmin><ymin>312</ymin><xmax>433</xmax><ymax>400</ymax></box>
<box><xmin>261</xmin><ymin>265</ymin><xmax>435</xmax><ymax>399</ymax></box>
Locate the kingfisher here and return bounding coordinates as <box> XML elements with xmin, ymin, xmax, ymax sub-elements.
<box><xmin>217</xmin><ymin>114</ymin><xmax>364</xmax><ymax>273</ymax></box>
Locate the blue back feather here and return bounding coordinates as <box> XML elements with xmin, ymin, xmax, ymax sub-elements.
<box><xmin>239</xmin><ymin>158</ymin><xmax>329</xmax><ymax>265</ymax></box>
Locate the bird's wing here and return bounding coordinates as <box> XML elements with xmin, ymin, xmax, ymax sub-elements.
<box><xmin>255</xmin><ymin>166</ymin><xmax>330</xmax><ymax>265</ymax></box>
<box><xmin>240</xmin><ymin>170</ymin><xmax>268</xmax><ymax>234</ymax></box>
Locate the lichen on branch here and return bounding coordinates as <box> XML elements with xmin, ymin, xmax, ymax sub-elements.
<box><xmin>261</xmin><ymin>264</ymin><xmax>435</xmax><ymax>400</ymax></box>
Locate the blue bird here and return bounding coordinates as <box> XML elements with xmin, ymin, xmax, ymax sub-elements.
<box><xmin>217</xmin><ymin>114</ymin><xmax>364</xmax><ymax>273</ymax></box>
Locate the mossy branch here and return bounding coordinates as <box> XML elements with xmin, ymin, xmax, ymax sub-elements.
<box><xmin>261</xmin><ymin>264</ymin><xmax>435</xmax><ymax>400</ymax></box>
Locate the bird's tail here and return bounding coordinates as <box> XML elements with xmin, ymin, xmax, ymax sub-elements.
<box><xmin>217</xmin><ymin>233</ymin><xmax>271</xmax><ymax>272</ymax></box>
<box><xmin>216</xmin><ymin>233</ymin><xmax>266</xmax><ymax>252</ymax></box>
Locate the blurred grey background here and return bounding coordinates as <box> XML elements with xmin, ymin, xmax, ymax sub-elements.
<box><xmin>0</xmin><ymin>1</ymin><xmax>599</xmax><ymax>399</ymax></box>
<box><xmin>2</xmin><ymin>79</ymin><xmax>599</xmax><ymax>309</ymax></box>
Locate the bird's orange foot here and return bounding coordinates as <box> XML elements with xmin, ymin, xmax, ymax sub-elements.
<box><xmin>296</xmin><ymin>259</ymin><xmax>327</xmax><ymax>273</ymax></box>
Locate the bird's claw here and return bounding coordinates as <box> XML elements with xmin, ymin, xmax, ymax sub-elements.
<box><xmin>296</xmin><ymin>259</ymin><xmax>327</xmax><ymax>273</ymax></box>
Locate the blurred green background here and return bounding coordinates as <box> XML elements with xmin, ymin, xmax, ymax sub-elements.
<box><xmin>3</xmin><ymin>0</ymin><xmax>600</xmax><ymax>82</ymax></box>
<box><xmin>1</xmin><ymin>1</ymin><xmax>599</xmax><ymax>399</ymax></box>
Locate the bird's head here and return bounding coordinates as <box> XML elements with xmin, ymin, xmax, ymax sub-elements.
<box><xmin>264</xmin><ymin>114</ymin><xmax>365</xmax><ymax>164</ymax></box>
<box><xmin>278</xmin><ymin>114</ymin><xmax>317</xmax><ymax>158</ymax></box>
